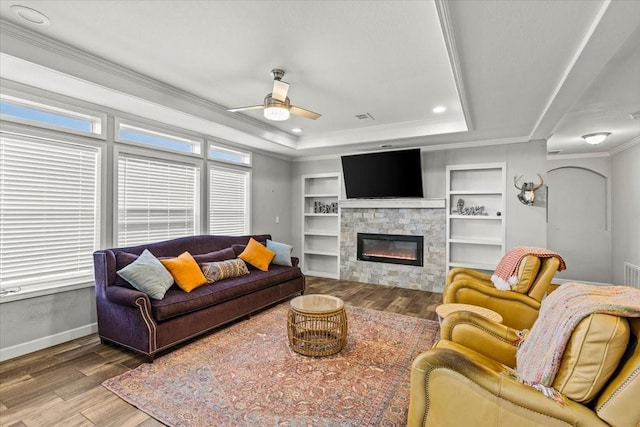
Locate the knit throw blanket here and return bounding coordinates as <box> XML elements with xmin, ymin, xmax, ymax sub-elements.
<box><xmin>491</xmin><ymin>246</ymin><xmax>566</xmax><ymax>290</ymax></box>
<box><xmin>516</xmin><ymin>283</ymin><xmax>640</xmax><ymax>401</ymax></box>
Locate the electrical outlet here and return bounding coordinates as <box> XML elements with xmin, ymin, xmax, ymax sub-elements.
<box><xmin>275</xmin><ymin>216</ymin><xmax>280</xmax><ymax>224</ymax></box>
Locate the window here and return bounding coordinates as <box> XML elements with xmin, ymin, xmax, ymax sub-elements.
<box><xmin>209</xmin><ymin>164</ymin><xmax>250</xmax><ymax>235</ymax></box>
<box><xmin>0</xmin><ymin>95</ymin><xmax>103</xmax><ymax>136</ymax></box>
<box><xmin>117</xmin><ymin>153</ymin><xmax>200</xmax><ymax>246</ymax></box>
<box><xmin>209</xmin><ymin>142</ymin><xmax>251</xmax><ymax>166</ymax></box>
<box><xmin>117</xmin><ymin>121</ymin><xmax>202</xmax><ymax>155</ymax></box>
<box><xmin>0</xmin><ymin>134</ymin><xmax>100</xmax><ymax>292</ymax></box>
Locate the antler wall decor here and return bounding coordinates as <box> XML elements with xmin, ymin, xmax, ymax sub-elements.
<box><xmin>514</xmin><ymin>174</ymin><xmax>544</xmax><ymax>206</ymax></box>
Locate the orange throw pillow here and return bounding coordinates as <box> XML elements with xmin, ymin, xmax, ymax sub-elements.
<box><xmin>160</xmin><ymin>251</ymin><xmax>208</xmax><ymax>292</ymax></box>
<box><xmin>238</xmin><ymin>238</ymin><xmax>276</xmax><ymax>271</ymax></box>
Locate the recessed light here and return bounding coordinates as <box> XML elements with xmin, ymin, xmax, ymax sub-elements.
<box><xmin>432</xmin><ymin>106</ymin><xmax>446</xmax><ymax>114</ymax></box>
<box><xmin>11</xmin><ymin>5</ymin><xmax>51</xmax><ymax>25</ymax></box>
<box><xmin>582</xmin><ymin>132</ymin><xmax>611</xmax><ymax>145</ymax></box>
<box><xmin>380</xmin><ymin>144</ymin><xmax>393</xmax><ymax>149</ymax></box>
<box><xmin>291</xmin><ymin>128</ymin><xmax>303</xmax><ymax>133</ymax></box>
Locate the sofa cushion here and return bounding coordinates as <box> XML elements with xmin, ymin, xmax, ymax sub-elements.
<box><xmin>238</xmin><ymin>237</ymin><xmax>276</xmax><ymax>271</ymax></box>
<box><xmin>160</xmin><ymin>251</ymin><xmax>208</xmax><ymax>292</ymax></box>
<box><xmin>201</xmin><ymin>258</ymin><xmax>249</xmax><ymax>282</ymax></box>
<box><xmin>552</xmin><ymin>313</ymin><xmax>630</xmax><ymax>403</ymax></box>
<box><xmin>115</xmin><ymin>249</ymin><xmax>174</xmax><ymax>300</ymax></box>
<box><xmin>192</xmin><ymin>247</ymin><xmax>236</xmax><ymax>264</ymax></box>
<box><xmin>150</xmin><ymin>264</ymin><xmax>302</xmax><ymax>321</ymax></box>
<box><xmin>266</xmin><ymin>239</ymin><xmax>293</xmax><ymax>267</ymax></box>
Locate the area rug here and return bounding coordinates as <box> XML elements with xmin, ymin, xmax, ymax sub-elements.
<box><xmin>103</xmin><ymin>303</ymin><xmax>439</xmax><ymax>426</ymax></box>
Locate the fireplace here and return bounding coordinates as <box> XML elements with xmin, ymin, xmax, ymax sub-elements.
<box><xmin>357</xmin><ymin>233</ymin><xmax>424</xmax><ymax>266</ymax></box>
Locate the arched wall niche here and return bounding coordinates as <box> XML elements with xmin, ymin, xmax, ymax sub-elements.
<box><xmin>546</xmin><ymin>166</ymin><xmax>611</xmax><ymax>283</ymax></box>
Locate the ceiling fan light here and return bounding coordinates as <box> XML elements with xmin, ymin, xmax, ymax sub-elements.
<box><xmin>582</xmin><ymin>132</ymin><xmax>611</xmax><ymax>145</ymax></box>
<box><xmin>264</xmin><ymin>106</ymin><xmax>290</xmax><ymax>121</ymax></box>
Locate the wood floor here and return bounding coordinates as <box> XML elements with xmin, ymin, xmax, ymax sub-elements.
<box><xmin>0</xmin><ymin>277</ymin><xmax>442</xmax><ymax>426</ymax></box>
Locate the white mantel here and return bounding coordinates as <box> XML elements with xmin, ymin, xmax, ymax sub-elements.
<box><xmin>339</xmin><ymin>198</ymin><xmax>445</xmax><ymax>209</ymax></box>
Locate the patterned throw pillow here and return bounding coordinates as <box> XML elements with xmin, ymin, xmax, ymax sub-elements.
<box><xmin>201</xmin><ymin>258</ymin><xmax>250</xmax><ymax>283</ymax></box>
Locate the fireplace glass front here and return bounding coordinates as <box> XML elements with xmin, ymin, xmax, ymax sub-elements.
<box><xmin>357</xmin><ymin>233</ymin><xmax>423</xmax><ymax>266</ymax></box>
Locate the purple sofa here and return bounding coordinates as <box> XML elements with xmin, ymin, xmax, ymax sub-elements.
<box><xmin>93</xmin><ymin>234</ymin><xmax>305</xmax><ymax>360</ymax></box>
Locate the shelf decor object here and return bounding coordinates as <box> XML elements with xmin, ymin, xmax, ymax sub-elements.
<box><xmin>301</xmin><ymin>173</ymin><xmax>341</xmax><ymax>278</ymax></box>
<box><xmin>446</xmin><ymin>162</ymin><xmax>506</xmax><ymax>272</ymax></box>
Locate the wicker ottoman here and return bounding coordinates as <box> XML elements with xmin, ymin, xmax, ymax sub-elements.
<box><xmin>287</xmin><ymin>294</ymin><xmax>347</xmax><ymax>357</ymax></box>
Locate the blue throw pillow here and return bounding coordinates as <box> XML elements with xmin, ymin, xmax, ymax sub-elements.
<box><xmin>116</xmin><ymin>249</ymin><xmax>174</xmax><ymax>300</ymax></box>
<box><xmin>266</xmin><ymin>239</ymin><xmax>293</xmax><ymax>267</ymax></box>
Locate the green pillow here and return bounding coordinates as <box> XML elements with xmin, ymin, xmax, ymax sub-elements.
<box><xmin>266</xmin><ymin>239</ymin><xmax>293</xmax><ymax>267</ymax></box>
<box><xmin>116</xmin><ymin>249</ymin><xmax>174</xmax><ymax>300</ymax></box>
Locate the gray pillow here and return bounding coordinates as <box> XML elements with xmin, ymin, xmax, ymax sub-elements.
<box><xmin>266</xmin><ymin>239</ymin><xmax>293</xmax><ymax>267</ymax></box>
<box><xmin>116</xmin><ymin>249</ymin><xmax>174</xmax><ymax>300</ymax></box>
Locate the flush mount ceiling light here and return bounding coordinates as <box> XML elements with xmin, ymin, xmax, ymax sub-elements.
<box><xmin>582</xmin><ymin>132</ymin><xmax>611</xmax><ymax>145</ymax></box>
<box><xmin>432</xmin><ymin>106</ymin><xmax>447</xmax><ymax>113</ymax></box>
<box><xmin>11</xmin><ymin>5</ymin><xmax>50</xmax><ymax>25</ymax></box>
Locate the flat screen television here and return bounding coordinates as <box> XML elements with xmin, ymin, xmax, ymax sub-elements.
<box><xmin>341</xmin><ymin>148</ymin><xmax>424</xmax><ymax>199</ymax></box>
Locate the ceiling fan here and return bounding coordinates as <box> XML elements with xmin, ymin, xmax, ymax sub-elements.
<box><xmin>228</xmin><ymin>69</ymin><xmax>321</xmax><ymax>121</ymax></box>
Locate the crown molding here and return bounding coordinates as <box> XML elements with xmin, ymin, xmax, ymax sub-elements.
<box><xmin>609</xmin><ymin>135</ymin><xmax>640</xmax><ymax>156</ymax></box>
<box><xmin>435</xmin><ymin>0</ymin><xmax>473</xmax><ymax>132</ymax></box>
<box><xmin>547</xmin><ymin>151</ymin><xmax>610</xmax><ymax>161</ymax></box>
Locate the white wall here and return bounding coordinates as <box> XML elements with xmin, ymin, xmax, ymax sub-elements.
<box><xmin>251</xmin><ymin>152</ymin><xmax>294</xmax><ymax>244</ymax></box>
<box><xmin>0</xmin><ymin>287</ymin><xmax>97</xmax><ymax>360</ymax></box>
<box><xmin>611</xmin><ymin>142</ymin><xmax>640</xmax><ymax>284</ymax></box>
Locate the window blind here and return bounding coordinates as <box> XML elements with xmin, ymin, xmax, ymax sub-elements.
<box><xmin>118</xmin><ymin>154</ymin><xmax>199</xmax><ymax>246</ymax></box>
<box><xmin>209</xmin><ymin>165</ymin><xmax>249</xmax><ymax>236</ymax></box>
<box><xmin>0</xmin><ymin>135</ymin><xmax>99</xmax><ymax>290</ymax></box>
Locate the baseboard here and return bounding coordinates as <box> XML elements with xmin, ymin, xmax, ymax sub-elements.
<box><xmin>0</xmin><ymin>323</ymin><xmax>97</xmax><ymax>362</ymax></box>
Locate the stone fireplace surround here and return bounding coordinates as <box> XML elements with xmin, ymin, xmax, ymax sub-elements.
<box><xmin>340</xmin><ymin>199</ymin><xmax>446</xmax><ymax>293</ymax></box>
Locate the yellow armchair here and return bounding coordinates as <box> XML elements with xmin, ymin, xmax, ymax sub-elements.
<box><xmin>409</xmin><ymin>311</ymin><xmax>640</xmax><ymax>427</ymax></box>
<box><xmin>444</xmin><ymin>255</ymin><xmax>561</xmax><ymax>329</ymax></box>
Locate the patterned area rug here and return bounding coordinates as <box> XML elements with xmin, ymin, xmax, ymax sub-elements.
<box><xmin>103</xmin><ymin>303</ymin><xmax>439</xmax><ymax>426</ymax></box>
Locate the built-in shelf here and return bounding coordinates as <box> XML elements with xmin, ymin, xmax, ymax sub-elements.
<box><xmin>446</xmin><ymin>163</ymin><xmax>506</xmax><ymax>272</ymax></box>
<box><xmin>449</xmin><ymin>238</ymin><xmax>503</xmax><ymax>245</ymax></box>
<box><xmin>448</xmin><ymin>261</ymin><xmax>498</xmax><ymax>271</ymax></box>
<box><xmin>303</xmin><ymin>213</ymin><xmax>339</xmax><ymax>217</ymax></box>
<box><xmin>301</xmin><ymin>173</ymin><xmax>341</xmax><ymax>279</ymax></box>
<box><xmin>448</xmin><ymin>215</ymin><xmax>502</xmax><ymax>220</ymax></box>
<box><xmin>304</xmin><ymin>231</ymin><xmax>339</xmax><ymax>237</ymax></box>
<box><xmin>448</xmin><ymin>190</ymin><xmax>503</xmax><ymax>195</ymax></box>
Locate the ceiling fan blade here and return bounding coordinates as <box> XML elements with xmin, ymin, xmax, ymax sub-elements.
<box><xmin>227</xmin><ymin>105</ymin><xmax>264</xmax><ymax>113</ymax></box>
<box><xmin>290</xmin><ymin>105</ymin><xmax>321</xmax><ymax>120</ymax></box>
<box><xmin>272</xmin><ymin>80</ymin><xmax>289</xmax><ymax>102</ymax></box>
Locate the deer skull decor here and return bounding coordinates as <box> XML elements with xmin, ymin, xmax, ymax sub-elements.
<box><xmin>514</xmin><ymin>174</ymin><xmax>544</xmax><ymax>206</ymax></box>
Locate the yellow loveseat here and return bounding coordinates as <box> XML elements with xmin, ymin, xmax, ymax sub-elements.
<box><xmin>408</xmin><ymin>310</ymin><xmax>639</xmax><ymax>427</ymax></box>
<box><xmin>444</xmin><ymin>255</ymin><xmax>560</xmax><ymax>329</ymax></box>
